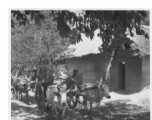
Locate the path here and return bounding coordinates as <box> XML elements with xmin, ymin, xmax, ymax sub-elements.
<box><xmin>11</xmin><ymin>87</ymin><xmax>150</xmax><ymax>120</ymax></box>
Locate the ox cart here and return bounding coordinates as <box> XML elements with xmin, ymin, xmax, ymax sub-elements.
<box><xmin>34</xmin><ymin>72</ymin><xmax>83</xmax><ymax>114</ymax></box>
<box><xmin>66</xmin><ymin>83</ymin><xmax>100</xmax><ymax>112</ymax></box>
<box><xmin>34</xmin><ymin>76</ymin><xmax>101</xmax><ymax>114</ymax></box>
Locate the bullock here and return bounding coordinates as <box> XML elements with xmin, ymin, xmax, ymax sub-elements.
<box><xmin>25</xmin><ymin>74</ymin><xmax>36</xmax><ymax>92</ymax></box>
<box><xmin>11</xmin><ymin>73</ymin><xmax>16</xmax><ymax>98</ymax></box>
<box><xmin>82</xmin><ymin>77</ymin><xmax>111</xmax><ymax>113</ymax></box>
<box><xmin>12</xmin><ymin>76</ymin><xmax>31</xmax><ymax>104</ymax></box>
<box><xmin>46</xmin><ymin>84</ymin><xmax>68</xmax><ymax>119</ymax></box>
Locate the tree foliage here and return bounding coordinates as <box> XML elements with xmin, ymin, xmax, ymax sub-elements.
<box><xmin>53</xmin><ymin>11</ymin><xmax>149</xmax><ymax>51</ymax></box>
<box><xmin>11</xmin><ymin>10</ymin><xmax>149</xmax><ymax>53</ymax></box>
<box><xmin>11</xmin><ymin>11</ymin><xmax>71</xmax><ymax>69</ymax></box>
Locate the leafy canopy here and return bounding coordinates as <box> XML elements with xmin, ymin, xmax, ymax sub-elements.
<box><xmin>11</xmin><ymin>11</ymin><xmax>71</xmax><ymax>69</ymax></box>
<box><xmin>11</xmin><ymin>10</ymin><xmax>149</xmax><ymax>53</ymax></box>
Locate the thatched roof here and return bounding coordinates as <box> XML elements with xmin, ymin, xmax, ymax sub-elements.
<box><xmin>128</xmin><ymin>25</ymin><xmax>150</xmax><ymax>57</ymax></box>
<box><xmin>68</xmin><ymin>30</ymin><xmax>102</xmax><ymax>57</ymax></box>
<box><xmin>67</xmin><ymin>26</ymin><xmax>150</xmax><ymax>58</ymax></box>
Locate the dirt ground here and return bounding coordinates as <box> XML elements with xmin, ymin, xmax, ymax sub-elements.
<box><xmin>11</xmin><ymin>87</ymin><xmax>150</xmax><ymax>120</ymax></box>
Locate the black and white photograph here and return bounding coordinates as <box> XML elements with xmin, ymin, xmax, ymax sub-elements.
<box><xmin>11</xmin><ymin>10</ymin><xmax>150</xmax><ymax>120</ymax></box>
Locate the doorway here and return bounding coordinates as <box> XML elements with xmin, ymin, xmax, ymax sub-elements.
<box><xmin>118</xmin><ymin>62</ymin><xmax>126</xmax><ymax>90</ymax></box>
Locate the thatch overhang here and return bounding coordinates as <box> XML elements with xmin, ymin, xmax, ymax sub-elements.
<box><xmin>63</xmin><ymin>25</ymin><xmax>150</xmax><ymax>59</ymax></box>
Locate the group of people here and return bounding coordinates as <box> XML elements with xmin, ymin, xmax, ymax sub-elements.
<box><xmin>12</xmin><ymin>65</ymin><xmax>82</xmax><ymax>93</ymax></box>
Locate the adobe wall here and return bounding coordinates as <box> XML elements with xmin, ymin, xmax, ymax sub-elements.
<box><xmin>111</xmin><ymin>50</ymin><xmax>142</xmax><ymax>93</ymax></box>
<box><xmin>66</xmin><ymin>50</ymin><xmax>144</xmax><ymax>93</ymax></box>
<box><xmin>141</xmin><ymin>56</ymin><xmax>150</xmax><ymax>90</ymax></box>
<box><xmin>66</xmin><ymin>53</ymin><xmax>111</xmax><ymax>87</ymax></box>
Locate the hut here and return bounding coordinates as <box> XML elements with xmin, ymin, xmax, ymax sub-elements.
<box><xmin>65</xmin><ymin>26</ymin><xmax>150</xmax><ymax>93</ymax></box>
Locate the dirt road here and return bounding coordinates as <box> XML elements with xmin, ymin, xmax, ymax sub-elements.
<box><xmin>11</xmin><ymin>90</ymin><xmax>150</xmax><ymax>120</ymax></box>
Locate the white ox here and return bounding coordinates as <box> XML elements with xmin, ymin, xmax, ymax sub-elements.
<box><xmin>82</xmin><ymin>77</ymin><xmax>111</xmax><ymax>113</ymax></box>
<box><xmin>46</xmin><ymin>84</ymin><xmax>68</xmax><ymax>119</ymax></box>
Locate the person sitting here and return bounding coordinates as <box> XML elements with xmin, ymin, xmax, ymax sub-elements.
<box><xmin>60</xmin><ymin>69</ymin><xmax>79</xmax><ymax>91</ymax></box>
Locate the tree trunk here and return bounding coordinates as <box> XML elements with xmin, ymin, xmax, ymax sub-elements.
<box><xmin>105</xmin><ymin>49</ymin><xmax>117</xmax><ymax>81</ymax></box>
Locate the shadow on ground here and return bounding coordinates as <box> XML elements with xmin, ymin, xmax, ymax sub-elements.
<box><xmin>11</xmin><ymin>93</ymin><xmax>48</xmax><ymax>120</ymax></box>
<box><xmin>11</xmin><ymin>94</ymin><xmax>150</xmax><ymax>120</ymax></box>
<box><xmin>65</xmin><ymin>99</ymin><xmax>150</xmax><ymax>120</ymax></box>
<box><xmin>11</xmin><ymin>91</ymin><xmax>36</xmax><ymax>105</ymax></box>
<box><xmin>11</xmin><ymin>102</ymin><xmax>47</xmax><ymax>120</ymax></box>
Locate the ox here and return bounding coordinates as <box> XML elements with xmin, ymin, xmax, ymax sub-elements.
<box><xmin>11</xmin><ymin>73</ymin><xmax>17</xmax><ymax>98</ymax></box>
<box><xmin>82</xmin><ymin>77</ymin><xmax>111</xmax><ymax>113</ymax></box>
<box><xmin>12</xmin><ymin>76</ymin><xmax>31</xmax><ymax>104</ymax></box>
<box><xmin>46</xmin><ymin>84</ymin><xmax>68</xmax><ymax>119</ymax></box>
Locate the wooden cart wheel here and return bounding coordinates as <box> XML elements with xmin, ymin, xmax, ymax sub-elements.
<box><xmin>35</xmin><ymin>82</ymin><xmax>45</xmax><ymax>114</ymax></box>
<box><xmin>67</xmin><ymin>91</ymin><xmax>78</xmax><ymax>109</ymax></box>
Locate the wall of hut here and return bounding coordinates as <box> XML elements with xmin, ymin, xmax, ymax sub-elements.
<box><xmin>66</xmin><ymin>50</ymin><xmax>150</xmax><ymax>93</ymax></box>
<box><xmin>141</xmin><ymin>56</ymin><xmax>150</xmax><ymax>90</ymax></box>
